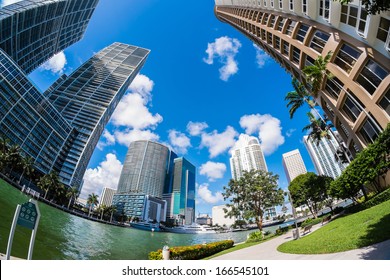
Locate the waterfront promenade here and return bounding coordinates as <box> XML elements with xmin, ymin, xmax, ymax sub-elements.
<box><xmin>212</xmin><ymin>223</ymin><xmax>390</xmax><ymax>260</ymax></box>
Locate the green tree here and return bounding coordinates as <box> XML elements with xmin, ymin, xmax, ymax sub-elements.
<box><xmin>285</xmin><ymin>78</ymin><xmax>315</xmax><ymax>119</ymax></box>
<box><xmin>106</xmin><ymin>205</ymin><xmax>117</xmax><ymax>223</ymax></box>
<box><xmin>18</xmin><ymin>156</ymin><xmax>34</xmax><ymax>185</ymax></box>
<box><xmin>289</xmin><ymin>172</ymin><xmax>333</xmax><ymax>218</ymax></box>
<box><xmin>6</xmin><ymin>144</ymin><xmax>22</xmax><ymax>175</ymax></box>
<box><xmin>302</xmin><ymin>112</ymin><xmax>334</xmax><ymax>144</ymax></box>
<box><xmin>337</xmin><ymin>0</ymin><xmax>390</xmax><ymax>15</ymax></box>
<box><xmin>66</xmin><ymin>187</ymin><xmax>79</xmax><ymax>209</ymax></box>
<box><xmin>87</xmin><ymin>193</ymin><xmax>99</xmax><ymax>217</ymax></box>
<box><xmin>37</xmin><ymin>174</ymin><xmax>52</xmax><ymax>199</ymax></box>
<box><xmin>302</xmin><ymin>51</ymin><xmax>333</xmax><ymax>97</ymax></box>
<box><xmin>222</xmin><ymin>169</ymin><xmax>285</xmax><ymax>231</ymax></box>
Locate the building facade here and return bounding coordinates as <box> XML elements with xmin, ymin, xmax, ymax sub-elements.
<box><xmin>47</xmin><ymin>43</ymin><xmax>149</xmax><ymax>187</ymax></box>
<box><xmin>304</xmin><ymin>132</ymin><xmax>348</xmax><ymax>178</ymax></box>
<box><xmin>0</xmin><ymin>0</ymin><xmax>99</xmax><ymax>74</ymax></box>
<box><xmin>214</xmin><ymin>0</ymin><xmax>390</xmax><ymax>157</ymax></box>
<box><xmin>229</xmin><ymin>134</ymin><xmax>268</xmax><ymax>180</ymax></box>
<box><xmin>113</xmin><ymin>140</ymin><xmax>196</xmax><ymax>224</ymax></box>
<box><xmin>212</xmin><ymin>205</ymin><xmax>236</xmax><ymax>227</ymax></box>
<box><xmin>99</xmin><ymin>187</ymin><xmax>116</xmax><ymax>207</ymax></box>
<box><xmin>282</xmin><ymin>149</ymin><xmax>307</xmax><ymax>183</ymax></box>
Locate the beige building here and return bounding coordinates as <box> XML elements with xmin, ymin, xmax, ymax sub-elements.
<box><xmin>282</xmin><ymin>149</ymin><xmax>307</xmax><ymax>183</ymax></box>
<box><xmin>214</xmin><ymin>0</ymin><xmax>389</xmax><ymax>157</ymax></box>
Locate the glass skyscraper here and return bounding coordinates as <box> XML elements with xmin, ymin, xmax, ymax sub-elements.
<box><xmin>0</xmin><ymin>1</ymin><xmax>150</xmax><ymax>192</ymax></box>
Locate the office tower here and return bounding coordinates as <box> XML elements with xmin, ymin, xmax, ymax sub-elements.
<box><xmin>170</xmin><ymin>157</ymin><xmax>196</xmax><ymax>225</ymax></box>
<box><xmin>113</xmin><ymin>140</ymin><xmax>175</xmax><ymax>220</ymax></box>
<box><xmin>0</xmin><ymin>0</ymin><xmax>99</xmax><ymax>74</ymax></box>
<box><xmin>212</xmin><ymin>205</ymin><xmax>236</xmax><ymax>227</ymax></box>
<box><xmin>100</xmin><ymin>187</ymin><xmax>116</xmax><ymax>207</ymax></box>
<box><xmin>282</xmin><ymin>149</ymin><xmax>307</xmax><ymax>183</ymax></box>
<box><xmin>229</xmin><ymin>134</ymin><xmax>268</xmax><ymax>180</ymax></box>
<box><xmin>47</xmin><ymin>43</ymin><xmax>150</xmax><ymax>187</ymax></box>
<box><xmin>214</xmin><ymin>1</ymin><xmax>390</xmax><ymax>157</ymax></box>
<box><xmin>304</xmin><ymin>132</ymin><xmax>348</xmax><ymax>178</ymax></box>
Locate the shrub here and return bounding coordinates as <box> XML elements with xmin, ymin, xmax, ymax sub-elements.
<box><xmin>346</xmin><ymin>187</ymin><xmax>390</xmax><ymax>214</ymax></box>
<box><xmin>148</xmin><ymin>240</ymin><xmax>234</xmax><ymax>260</ymax></box>
<box><xmin>300</xmin><ymin>215</ymin><xmax>331</xmax><ymax>228</ymax></box>
<box><xmin>263</xmin><ymin>230</ymin><xmax>271</xmax><ymax>236</ymax></box>
<box><xmin>246</xmin><ymin>231</ymin><xmax>263</xmax><ymax>243</ymax></box>
<box><xmin>275</xmin><ymin>226</ymin><xmax>288</xmax><ymax>235</ymax></box>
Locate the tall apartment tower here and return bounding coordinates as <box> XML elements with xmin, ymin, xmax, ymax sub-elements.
<box><xmin>304</xmin><ymin>132</ymin><xmax>348</xmax><ymax>178</ymax></box>
<box><xmin>0</xmin><ymin>1</ymin><xmax>150</xmax><ymax>192</ymax></box>
<box><xmin>47</xmin><ymin>43</ymin><xmax>150</xmax><ymax>187</ymax></box>
<box><xmin>229</xmin><ymin>134</ymin><xmax>268</xmax><ymax>180</ymax></box>
<box><xmin>100</xmin><ymin>187</ymin><xmax>116</xmax><ymax>207</ymax></box>
<box><xmin>282</xmin><ymin>149</ymin><xmax>307</xmax><ymax>183</ymax></box>
<box><xmin>214</xmin><ymin>0</ymin><xmax>390</xmax><ymax>157</ymax></box>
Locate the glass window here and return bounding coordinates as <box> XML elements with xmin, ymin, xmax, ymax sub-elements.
<box><xmin>325</xmin><ymin>77</ymin><xmax>344</xmax><ymax>100</ymax></box>
<box><xmin>292</xmin><ymin>46</ymin><xmax>300</xmax><ymax>64</ymax></box>
<box><xmin>270</xmin><ymin>15</ymin><xmax>276</xmax><ymax>28</ymax></box>
<box><xmin>282</xmin><ymin>41</ymin><xmax>289</xmax><ymax>56</ymax></box>
<box><xmin>296</xmin><ymin>24</ymin><xmax>309</xmax><ymax>42</ymax></box>
<box><xmin>286</xmin><ymin>20</ymin><xmax>296</xmax><ymax>36</ymax></box>
<box><xmin>277</xmin><ymin>17</ymin><xmax>286</xmax><ymax>31</ymax></box>
<box><xmin>302</xmin><ymin>0</ymin><xmax>308</xmax><ymax>15</ymax></box>
<box><xmin>334</xmin><ymin>43</ymin><xmax>361</xmax><ymax>74</ymax></box>
<box><xmin>289</xmin><ymin>0</ymin><xmax>294</xmax><ymax>11</ymax></box>
<box><xmin>319</xmin><ymin>0</ymin><xmax>330</xmax><ymax>21</ymax></box>
<box><xmin>377</xmin><ymin>17</ymin><xmax>390</xmax><ymax>51</ymax></box>
<box><xmin>378</xmin><ymin>88</ymin><xmax>390</xmax><ymax>115</ymax></box>
<box><xmin>267</xmin><ymin>32</ymin><xmax>273</xmax><ymax>44</ymax></box>
<box><xmin>305</xmin><ymin>55</ymin><xmax>314</xmax><ymax>67</ymax></box>
<box><xmin>275</xmin><ymin>36</ymin><xmax>281</xmax><ymax>50</ymax></box>
<box><xmin>270</xmin><ymin>0</ymin><xmax>274</xmax><ymax>8</ymax></box>
<box><xmin>342</xmin><ymin>91</ymin><xmax>364</xmax><ymax>122</ymax></box>
<box><xmin>359</xmin><ymin>115</ymin><xmax>382</xmax><ymax>144</ymax></box>
<box><xmin>356</xmin><ymin>59</ymin><xmax>389</xmax><ymax>95</ymax></box>
<box><xmin>310</xmin><ymin>30</ymin><xmax>330</xmax><ymax>53</ymax></box>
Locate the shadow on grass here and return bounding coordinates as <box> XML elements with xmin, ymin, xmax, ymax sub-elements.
<box><xmin>357</xmin><ymin>213</ymin><xmax>390</xmax><ymax>260</ymax></box>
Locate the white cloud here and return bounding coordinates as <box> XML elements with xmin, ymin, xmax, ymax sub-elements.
<box><xmin>200</xmin><ymin>126</ymin><xmax>238</xmax><ymax>158</ymax></box>
<box><xmin>128</xmin><ymin>74</ymin><xmax>154</xmax><ymax>102</ymax></box>
<box><xmin>97</xmin><ymin>129</ymin><xmax>116</xmax><ymax>150</ymax></box>
<box><xmin>0</xmin><ymin>0</ymin><xmax>21</xmax><ymax>7</ymax></box>
<box><xmin>203</xmin><ymin>36</ymin><xmax>241</xmax><ymax>81</ymax></box>
<box><xmin>197</xmin><ymin>183</ymin><xmax>224</xmax><ymax>204</ymax></box>
<box><xmin>114</xmin><ymin>129</ymin><xmax>160</xmax><ymax>146</ymax></box>
<box><xmin>187</xmin><ymin>121</ymin><xmax>209</xmax><ymax>136</ymax></box>
<box><xmin>168</xmin><ymin>130</ymin><xmax>191</xmax><ymax>154</ymax></box>
<box><xmin>111</xmin><ymin>93</ymin><xmax>162</xmax><ymax>129</ymax></box>
<box><xmin>240</xmin><ymin>114</ymin><xmax>285</xmax><ymax>155</ymax></box>
<box><xmin>80</xmin><ymin>153</ymin><xmax>123</xmax><ymax>200</ymax></box>
<box><xmin>253</xmin><ymin>44</ymin><xmax>270</xmax><ymax>68</ymax></box>
<box><xmin>40</xmin><ymin>51</ymin><xmax>67</xmax><ymax>74</ymax></box>
<box><xmin>286</xmin><ymin>128</ymin><xmax>296</xmax><ymax>137</ymax></box>
<box><xmin>199</xmin><ymin>161</ymin><xmax>226</xmax><ymax>182</ymax></box>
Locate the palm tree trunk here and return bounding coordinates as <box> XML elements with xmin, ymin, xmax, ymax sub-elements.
<box><xmin>18</xmin><ymin>169</ymin><xmax>25</xmax><ymax>185</ymax></box>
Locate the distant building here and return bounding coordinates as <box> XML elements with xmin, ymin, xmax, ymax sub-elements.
<box><xmin>230</xmin><ymin>134</ymin><xmax>267</xmax><ymax>180</ymax></box>
<box><xmin>304</xmin><ymin>132</ymin><xmax>348</xmax><ymax>178</ymax></box>
<box><xmin>282</xmin><ymin>149</ymin><xmax>307</xmax><ymax>184</ymax></box>
<box><xmin>113</xmin><ymin>140</ymin><xmax>195</xmax><ymax>224</ymax></box>
<box><xmin>100</xmin><ymin>187</ymin><xmax>116</xmax><ymax>207</ymax></box>
<box><xmin>212</xmin><ymin>205</ymin><xmax>235</xmax><ymax>227</ymax></box>
<box><xmin>196</xmin><ymin>214</ymin><xmax>212</xmax><ymax>226</ymax></box>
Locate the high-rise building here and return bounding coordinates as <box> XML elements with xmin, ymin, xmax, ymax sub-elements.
<box><xmin>100</xmin><ymin>187</ymin><xmax>116</xmax><ymax>207</ymax></box>
<box><xmin>304</xmin><ymin>132</ymin><xmax>348</xmax><ymax>178</ymax></box>
<box><xmin>212</xmin><ymin>205</ymin><xmax>236</xmax><ymax>227</ymax></box>
<box><xmin>282</xmin><ymin>149</ymin><xmax>307</xmax><ymax>183</ymax></box>
<box><xmin>214</xmin><ymin>0</ymin><xmax>390</xmax><ymax>157</ymax></box>
<box><xmin>0</xmin><ymin>0</ymin><xmax>99</xmax><ymax>74</ymax></box>
<box><xmin>229</xmin><ymin>134</ymin><xmax>267</xmax><ymax>180</ymax></box>
<box><xmin>47</xmin><ymin>43</ymin><xmax>150</xmax><ymax>187</ymax></box>
<box><xmin>0</xmin><ymin>1</ymin><xmax>150</xmax><ymax>192</ymax></box>
<box><xmin>113</xmin><ymin>140</ymin><xmax>196</xmax><ymax>224</ymax></box>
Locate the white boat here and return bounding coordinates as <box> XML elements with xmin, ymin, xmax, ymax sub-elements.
<box><xmin>161</xmin><ymin>223</ymin><xmax>216</xmax><ymax>234</ymax></box>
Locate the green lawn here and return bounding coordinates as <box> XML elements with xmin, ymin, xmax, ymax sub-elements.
<box><xmin>277</xmin><ymin>199</ymin><xmax>390</xmax><ymax>254</ymax></box>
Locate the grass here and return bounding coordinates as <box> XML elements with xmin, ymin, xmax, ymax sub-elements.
<box><xmin>203</xmin><ymin>234</ymin><xmax>278</xmax><ymax>259</ymax></box>
<box><xmin>277</xmin><ymin>199</ymin><xmax>390</xmax><ymax>254</ymax></box>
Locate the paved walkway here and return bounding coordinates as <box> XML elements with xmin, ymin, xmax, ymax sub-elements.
<box><xmin>212</xmin><ymin>223</ymin><xmax>390</xmax><ymax>260</ymax></box>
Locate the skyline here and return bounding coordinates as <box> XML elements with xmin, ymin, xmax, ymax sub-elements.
<box><xmin>1</xmin><ymin>0</ymin><xmax>317</xmax><ymax>215</ymax></box>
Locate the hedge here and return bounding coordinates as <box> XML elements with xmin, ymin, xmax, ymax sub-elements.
<box><xmin>148</xmin><ymin>240</ymin><xmax>234</xmax><ymax>260</ymax></box>
<box><xmin>346</xmin><ymin>187</ymin><xmax>390</xmax><ymax>214</ymax></box>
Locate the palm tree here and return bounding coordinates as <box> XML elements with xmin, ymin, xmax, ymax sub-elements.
<box><xmin>6</xmin><ymin>144</ymin><xmax>21</xmax><ymax>176</ymax></box>
<box><xmin>37</xmin><ymin>174</ymin><xmax>51</xmax><ymax>199</ymax></box>
<box><xmin>18</xmin><ymin>156</ymin><xmax>34</xmax><ymax>185</ymax></box>
<box><xmin>107</xmin><ymin>205</ymin><xmax>117</xmax><ymax>223</ymax></box>
<box><xmin>87</xmin><ymin>193</ymin><xmax>99</xmax><ymax>217</ymax></box>
<box><xmin>66</xmin><ymin>187</ymin><xmax>79</xmax><ymax>209</ymax></box>
<box><xmin>302</xmin><ymin>51</ymin><xmax>333</xmax><ymax>97</ymax></box>
<box><xmin>302</xmin><ymin>112</ymin><xmax>334</xmax><ymax>145</ymax></box>
<box><xmin>285</xmin><ymin>78</ymin><xmax>315</xmax><ymax>119</ymax></box>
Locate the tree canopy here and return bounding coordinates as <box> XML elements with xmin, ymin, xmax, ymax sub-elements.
<box><xmin>222</xmin><ymin>169</ymin><xmax>285</xmax><ymax>231</ymax></box>
<box><xmin>288</xmin><ymin>172</ymin><xmax>333</xmax><ymax>218</ymax></box>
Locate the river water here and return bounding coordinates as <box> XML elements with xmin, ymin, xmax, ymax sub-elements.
<box><xmin>0</xmin><ymin>181</ymin><xmax>290</xmax><ymax>260</ymax></box>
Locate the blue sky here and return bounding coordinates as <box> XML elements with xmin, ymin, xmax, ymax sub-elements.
<box><xmin>2</xmin><ymin>0</ymin><xmax>316</xmax><ymax>215</ymax></box>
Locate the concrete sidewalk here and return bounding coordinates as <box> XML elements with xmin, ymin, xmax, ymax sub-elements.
<box><xmin>212</xmin><ymin>224</ymin><xmax>390</xmax><ymax>260</ymax></box>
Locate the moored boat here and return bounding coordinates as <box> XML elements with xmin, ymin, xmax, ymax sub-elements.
<box><xmin>161</xmin><ymin>223</ymin><xmax>216</xmax><ymax>234</ymax></box>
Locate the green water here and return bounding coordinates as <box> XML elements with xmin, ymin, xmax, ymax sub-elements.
<box><xmin>1</xmin><ymin>180</ymin><xmax>264</xmax><ymax>260</ymax></box>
